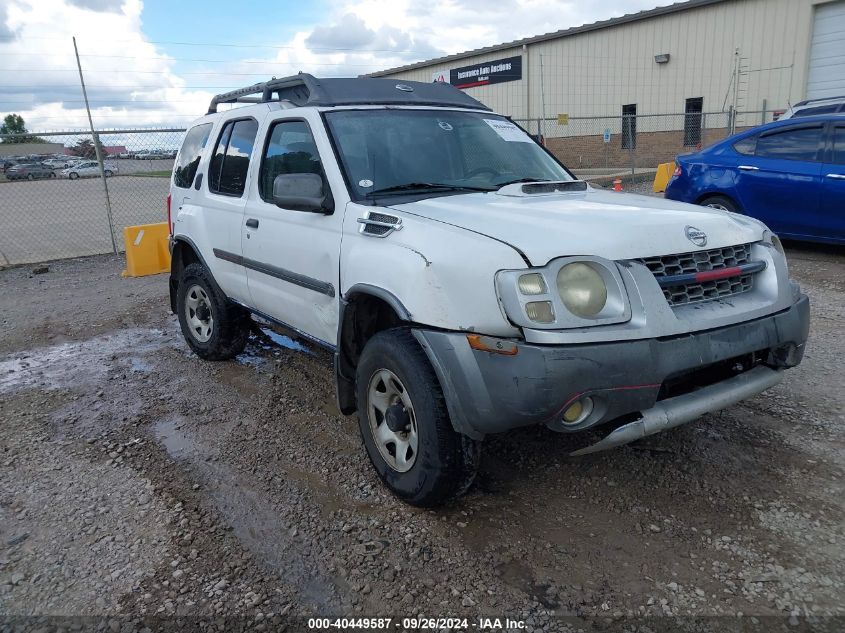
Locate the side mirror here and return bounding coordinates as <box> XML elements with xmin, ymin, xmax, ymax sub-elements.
<box><xmin>272</xmin><ymin>173</ymin><xmax>333</xmax><ymax>214</ymax></box>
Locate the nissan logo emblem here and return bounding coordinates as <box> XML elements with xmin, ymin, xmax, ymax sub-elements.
<box><xmin>395</xmin><ymin>84</ymin><xmax>414</xmax><ymax>92</ymax></box>
<box><xmin>685</xmin><ymin>225</ymin><xmax>707</xmax><ymax>247</ymax></box>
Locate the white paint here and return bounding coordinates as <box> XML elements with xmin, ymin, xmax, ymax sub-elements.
<box><xmin>133</xmin><ymin>230</ymin><xmax>145</xmax><ymax>247</ymax></box>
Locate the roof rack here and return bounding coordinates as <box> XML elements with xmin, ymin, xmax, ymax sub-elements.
<box><xmin>207</xmin><ymin>73</ymin><xmax>491</xmax><ymax>114</ymax></box>
<box><xmin>793</xmin><ymin>95</ymin><xmax>845</xmax><ymax>107</ymax></box>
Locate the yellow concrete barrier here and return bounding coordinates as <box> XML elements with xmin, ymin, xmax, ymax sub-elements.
<box><xmin>653</xmin><ymin>161</ymin><xmax>676</xmax><ymax>193</ymax></box>
<box><xmin>122</xmin><ymin>222</ymin><xmax>171</xmax><ymax>277</ymax></box>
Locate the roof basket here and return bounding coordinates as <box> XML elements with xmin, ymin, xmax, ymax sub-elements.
<box><xmin>207</xmin><ymin>73</ymin><xmax>491</xmax><ymax>114</ymax></box>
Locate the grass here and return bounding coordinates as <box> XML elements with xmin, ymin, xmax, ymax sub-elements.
<box><xmin>131</xmin><ymin>171</ymin><xmax>172</xmax><ymax>178</ymax></box>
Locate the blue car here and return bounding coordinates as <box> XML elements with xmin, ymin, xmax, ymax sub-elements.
<box><xmin>665</xmin><ymin>114</ymin><xmax>845</xmax><ymax>245</ymax></box>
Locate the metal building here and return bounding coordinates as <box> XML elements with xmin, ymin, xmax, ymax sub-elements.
<box><xmin>367</xmin><ymin>0</ymin><xmax>845</xmax><ymax>169</ymax></box>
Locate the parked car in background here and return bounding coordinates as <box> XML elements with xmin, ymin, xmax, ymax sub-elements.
<box><xmin>61</xmin><ymin>161</ymin><xmax>118</xmax><ymax>179</ymax></box>
<box><xmin>665</xmin><ymin>114</ymin><xmax>845</xmax><ymax>245</ymax></box>
<box><xmin>41</xmin><ymin>158</ymin><xmax>70</xmax><ymax>169</ymax></box>
<box><xmin>5</xmin><ymin>162</ymin><xmax>56</xmax><ymax>180</ymax></box>
<box><xmin>2</xmin><ymin>159</ymin><xmax>19</xmax><ymax>173</ymax></box>
<box><xmin>779</xmin><ymin>96</ymin><xmax>845</xmax><ymax>120</ymax></box>
<box><xmin>119</xmin><ymin>151</ymin><xmax>132</xmax><ymax>159</ymax></box>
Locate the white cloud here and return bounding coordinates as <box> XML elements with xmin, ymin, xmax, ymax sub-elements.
<box><xmin>0</xmin><ymin>0</ymin><xmax>664</xmax><ymax>131</ymax></box>
<box><xmin>0</xmin><ymin>0</ymin><xmax>211</xmax><ymax>130</ymax></box>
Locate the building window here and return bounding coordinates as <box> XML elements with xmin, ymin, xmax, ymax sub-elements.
<box><xmin>684</xmin><ymin>97</ymin><xmax>703</xmax><ymax>146</ymax></box>
<box><xmin>621</xmin><ymin>104</ymin><xmax>636</xmax><ymax>149</ymax></box>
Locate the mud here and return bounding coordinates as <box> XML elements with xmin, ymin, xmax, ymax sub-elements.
<box><xmin>0</xmin><ymin>248</ymin><xmax>843</xmax><ymax>631</ymax></box>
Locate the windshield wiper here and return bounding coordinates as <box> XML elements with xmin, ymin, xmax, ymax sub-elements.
<box><xmin>494</xmin><ymin>177</ymin><xmax>553</xmax><ymax>188</ymax></box>
<box><xmin>365</xmin><ymin>182</ymin><xmax>494</xmax><ymax>196</ymax></box>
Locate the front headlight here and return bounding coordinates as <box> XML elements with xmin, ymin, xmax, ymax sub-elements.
<box><xmin>556</xmin><ymin>262</ymin><xmax>608</xmax><ymax>318</ymax></box>
<box><xmin>495</xmin><ymin>256</ymin><xmax>631</xmax><ymax>329</ymax></box>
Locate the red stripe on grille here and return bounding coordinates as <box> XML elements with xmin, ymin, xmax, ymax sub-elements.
<box><xmin>694</xmin><ymin>266</ymin><xmax>743</xmax><ymax>282</ymax></box>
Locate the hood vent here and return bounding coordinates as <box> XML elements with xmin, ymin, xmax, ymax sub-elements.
<box><xmin>496</xmin><ymin>180</ymin><xmax>588</xmax><ymax>197</ymax></box>
<box><xmin>521</xmin><ymin>180</ymin><xmax>587</xmax><ymax>194</ymax></box>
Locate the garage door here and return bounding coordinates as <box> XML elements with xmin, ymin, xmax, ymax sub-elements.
<box><xmin>807</xmin><ymin>0</ymin><xmax>845</xmax><ymax>99</ymax></box>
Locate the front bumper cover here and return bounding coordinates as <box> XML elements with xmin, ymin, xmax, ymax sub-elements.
<box><xmin>412</xmin><ymin>295</ymin><xmax>810</xmax><ymax>443</ymax></box>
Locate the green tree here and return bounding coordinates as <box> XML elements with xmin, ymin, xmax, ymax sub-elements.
<box><xmin>73</xmin><ymin>138</ymin><xmax>104</xmax><ymax>159</ymax></box>
<box><xmin>0</xmin><ymin>113</ymin><xmax>47</xmax><ymax>143</ymax></box>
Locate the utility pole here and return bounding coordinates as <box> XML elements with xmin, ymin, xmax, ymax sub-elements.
<box><xmin>73</xmin><ymin>36</ymin><xmax>117</xmax><ymax>254</ymax></box>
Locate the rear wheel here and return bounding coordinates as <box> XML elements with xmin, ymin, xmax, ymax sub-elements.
<box><xmin>699</xmin><ymin>194</ymin><xmax>739</xmax><ymax>213</ymax></box>
<box><xmin>27</xmin><ymin>174</ymin><xmax>34</xmax><ymax>180</ymax></box>
<box><xmin>176</xmin><ymin>263</ymin><xmax>250</xmax><ymax>360</ymax></box>
<box><xmin>104</xmin><ymin>169</ymin><xmax>113</xmax><ymax>177</ymax></box>
<box><xmin>68</xmin><ymin>172</ymin><xmax>79</xmax><ymax>180</ymax></box>
<box><xmin>355</xmin><ymin>329</ymin><xmax>480</xmax><ymax>507</ymax></box>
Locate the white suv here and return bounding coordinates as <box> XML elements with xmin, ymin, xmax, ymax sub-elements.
<box><xmin>168</xmin><ymin>75</ymin><xmax>809</xmax><ymax>506</ymax></box>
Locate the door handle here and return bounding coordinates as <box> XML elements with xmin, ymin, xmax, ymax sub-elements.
<box><xmin>245</xmin><ymin>218</ymin><xmax>259</xmax><ymax>229</ymax></box>
<box><xmin>826</xmin><ymin>173</ymin><xmax>845</xmax><ymax>180</ymax></box>
<box><xmin>738</xmin><ymin>165</ymin><xmax>759</xmax><ymax>171</ymax></box>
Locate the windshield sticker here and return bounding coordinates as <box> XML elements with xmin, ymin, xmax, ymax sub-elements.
<box><xmin>483</xmin><ymin>119</ymin><xmax>533</xmax><ymax>143</ymax></box>
<box><xmin>358</xmin><ymin>179</ymin><xmax>374</xmax><ymax>188</ymax></box>
<box><xmin>438</xmin><ymin>121</ymin><xmax>453</xmax><ymax>131</ymax></box>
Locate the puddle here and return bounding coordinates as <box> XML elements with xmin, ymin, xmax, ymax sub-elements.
<box><xmin>152</xmin><ymin>416</ymin><xmax>340</xmax><ymax>610</ymax></box>
<box><xmin>0</xmin><ymin>329</ymin><xmax>167</xmax><ymax>393</ymax></box>
<box><xmin>236</xmin><ymin>327</ymin><xmax>310</xmax><ymax>368</ymax></box>
<box><xmin>129</xmin><ymin>357</ymin><xmax>153</xmax><ymax>373</ymax></box>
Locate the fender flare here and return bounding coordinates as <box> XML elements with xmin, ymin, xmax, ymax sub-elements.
<box><xmin>334</xmin><ymin>284</ymin><xmax>412</xmax><ymax>415</ymax></box>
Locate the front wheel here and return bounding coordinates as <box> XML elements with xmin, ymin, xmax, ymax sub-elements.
<box><xmin>68</xmin><ymin>172</ymin><xmax>79</xmax><ymax>180</ymax></box>
<box><xmin>355</xmin><ymin>329</ymin><xmax>480</xmax><ymax>507</ymax></box>
<box><xmin>176</xmin><ymin>263</ymin><xmax>250</xmax><ymax>360</ymax></box>
<box><xmin>699</xmin><ymin>194</ymin><xmax>740</xmax><ymax>213</ymax></box>
<box><xmin>104</xmin><ymin>169</ymin><xmax>113</xmax><ymax>177</ymax></box>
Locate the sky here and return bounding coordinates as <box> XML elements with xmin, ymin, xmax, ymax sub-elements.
<box><xmin>0</xmin><ymin>0</ymin><xmax>666</xmax><ymax>131</ymax></box>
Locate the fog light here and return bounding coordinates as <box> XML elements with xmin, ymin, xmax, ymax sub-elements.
<box><xmin>562</xmin><ymin>397</ymin><xmax>593</xmax><ymax>425</ymax></box>
<box><xmin>525</xmin><ymin>300</ymin><xmax>555</xmax><ymax>323</ymax></box>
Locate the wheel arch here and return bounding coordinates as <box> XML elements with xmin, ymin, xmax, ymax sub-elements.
<box><xmin>695</xmin><ymin>191</ymin><xmax>740</xmax><ymax>209</ymax></box>
<box><xmin>335</xmin><ymin>284</ymin><xmax>412</xmax><ymax>415</ymax></box>
<box><xmin>169</xmin><ymin>236</ymin><xmax>222</xmax><ymax>313</ymax></box>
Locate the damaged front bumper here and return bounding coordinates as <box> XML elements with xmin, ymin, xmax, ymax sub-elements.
<box><xmin>412</xmin><ymin>295</ymin><xmax>810</xmax><ymax>451</ymax></box>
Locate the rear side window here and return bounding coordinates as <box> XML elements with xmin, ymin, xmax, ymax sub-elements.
<box><xmin>174</xmin><ymin>123</ymin><xmax>212</xmax><ymax>188</ymax></box>
<box><xmin>832</xmin><ymin>127</ymin><xmax>845</xmax><ymax>165</ymax></box>
<box><xmin>733</xmin><ymin>135</ymin><xmax>757</xmax><ymax>155</ymax></box>
<box><xmin>793</xmin><ymin>103</ymin><xmax>842</xmax><ymax>117</ymax></box>
<box><xmin>755</xmin><ymin>127</ymin><xmax>822</xmax><ymax>162</ymax></box>
<box><xmin>209</xmin><ymin>118</ymin><xmax>259</xmax><ymax>196</ymax></box>
<box><xmin>258</xmin><ymin>120</ymin><xmax>326</xmax><ymax>202</ymax></box>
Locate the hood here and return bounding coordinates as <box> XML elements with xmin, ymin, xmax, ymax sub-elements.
<box><xmin>389</xmin><ymin>187</ymin><xmax>764</xmax><ymax>265</ymax></box>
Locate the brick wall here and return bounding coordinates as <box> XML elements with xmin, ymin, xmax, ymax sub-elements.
<box><xmin>545</xmin><ymin>126</ymin><xmax>752</xmax><ymax>169</ymax></box>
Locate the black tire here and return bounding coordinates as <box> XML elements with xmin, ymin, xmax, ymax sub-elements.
<box><xmin>69</xmin><ymin>172</ymin><xmax>78</xmax><ymax>180</ymax></box>
<box><xmin>50</xmin><ymin>172</ymin><xmax>56</xmax><ymax>178</ymax></box>
<box><xmin>104</xmin><ymin>169</ymin><xmax>113</xmax><ymax>177</ymax></box>
<box><xmin>176</xmin><ymin>262</ymin><xmax>250</xmax><ymax>361</ymax></box>
<box><xmin>699</xmin><ymin>194</ymin><xmax>740</xmax><ymax>213</ymax></box>
<box><xmin>355</xmin><ymin>328</ymin><xmax>480</xmax><ymax>507</ymax></box>
<box><xmin>27</xmin><ymin>174</ymin><xmax>34</xmax><ymax>180</ymax></box>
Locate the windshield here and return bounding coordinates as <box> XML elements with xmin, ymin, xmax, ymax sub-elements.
<box><xmin>324</xmin><ymin>109</ymin><xmax>573</xmax><ymax>200</ymax></box>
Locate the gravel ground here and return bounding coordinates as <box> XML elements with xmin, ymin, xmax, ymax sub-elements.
<box><xmin>0</xmin><ymin>247</ymin><xmax>843</xmax><ymax>632</ymax></box>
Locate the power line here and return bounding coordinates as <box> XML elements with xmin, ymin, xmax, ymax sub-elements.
<box><xmin>19</xmin><ymin>35</ymin><xmax>436</xmax><ymax>54</ymax></box>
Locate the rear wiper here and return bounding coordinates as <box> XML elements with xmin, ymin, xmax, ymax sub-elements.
<box><xmin>495</xmin><ymin>177</ymin><xmax>553</xmax><ymax>188</ymax></box>
<box><xmin>365</xmin><ymin>182</ymin><xmax>494</xmax><ymax>196</ymax></box>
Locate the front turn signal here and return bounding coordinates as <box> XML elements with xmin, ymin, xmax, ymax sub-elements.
<box><xmin>467</xmin><ymin>334</ymin><xmax>518</xmax><ymax>356</ymax></box>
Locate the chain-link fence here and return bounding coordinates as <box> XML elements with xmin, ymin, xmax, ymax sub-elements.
<box><xmin>0</xmin><ymin>128</ymin><xmax>185</xmax><ymax>266</ymax></box>
<box><xmin>0</xmin><ymin>109</ymin><xmax>784</xmax><ymax>266</ymax></box>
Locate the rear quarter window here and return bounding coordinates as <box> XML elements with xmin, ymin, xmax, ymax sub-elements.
<box><xmin>732</xmin><ymin>135</ymin><xmax>757</xmax><ymax>155</ymax></box>
<box><xmin>174</xmin><ymin>123</ymin><xmax>212</xmax><ymax>188</ymax></box>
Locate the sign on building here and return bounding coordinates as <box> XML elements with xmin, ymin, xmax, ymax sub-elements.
<box><xmin>450</xmin><ymin>55</ymin><xmax>522</xmax><ymax>90</ymax></box>
<box><xmin>431</xmin><ymin>70</ymin><xmax>449</xmax><ymax>83</ymax></box>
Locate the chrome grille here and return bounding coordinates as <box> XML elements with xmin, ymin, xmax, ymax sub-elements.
<box><xmin>638</xmin><ymin>243</ymin><xmax>756</xmax><ymax>306</ymax></box>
